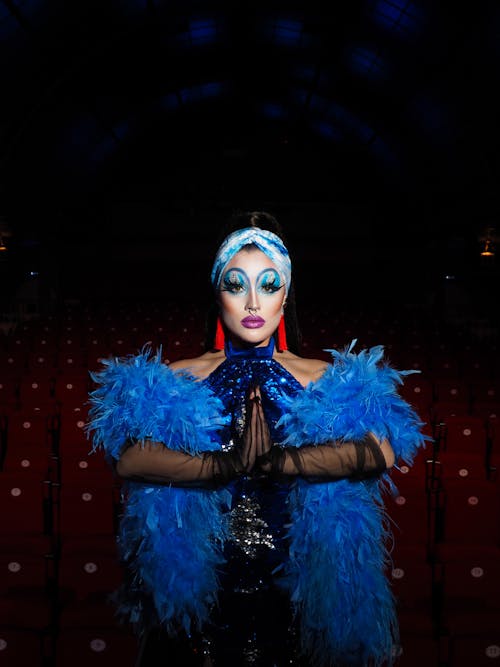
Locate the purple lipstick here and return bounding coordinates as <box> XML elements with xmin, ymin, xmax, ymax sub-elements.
<box><xmin>241</xmin><ymin>316</ymin><xmax>265</xmax><ymax>329</ymax></box>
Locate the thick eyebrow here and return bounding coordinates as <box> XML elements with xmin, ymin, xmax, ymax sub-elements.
<box><xmin>257</xmin><ymin>268</ymin><xmax>285</xmax><ymax>288</ymax></box>
<box><xmin>258</xmin><ymin>268</ymin><xmax>281</xmax><ymax>280</ymax></box>
<box><xmin>219</xmin><ymin>267</ymin><xmax>249</xmax><ymax>291</ymax></box>
<box><xmin>222</xmin><ymin>267</ymin><xmax>248</xmax><ymax>282</ymax></box>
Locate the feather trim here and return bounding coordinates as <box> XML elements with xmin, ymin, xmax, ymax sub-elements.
<box><xmin>278</xmin><ymin>341</ymin><xmax>429</xmax><ymax>666</ymax></box>
<box><xmin>285</xmin><ymin>480</ymin><xmax>396</xmax><ymax>666</ymax></box>
<box><xmin>278</xmin><ymin>339</ymin><xmax>430</xmax><ymax>465</ymax></box>
<box><xmin>87</xmin><ymin>345</ymin><xmax>229</xmax><ymax>460</ymax></box>
<box><xmin>85</xmin><ymin>346</ymin><xmax>230</xmax><ymax>635</ymax></box>
<box><xmin>115</xmin><ymin>482</ymin><xmax>230</xmax><ymax>635</ymax></box>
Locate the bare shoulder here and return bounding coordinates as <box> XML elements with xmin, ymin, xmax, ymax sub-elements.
<box><xmin>168</xmin><ymin>350</ymin><xmax>225</xmax><ymax>381</ymax></box>
<box><xmin>275</xmin><ymin>351</ymin><xmax>330</xmax><ymax>388</ymax></box>
<box><xmin>167</xmin><ymin>349</ymin><xmax>330</xmax><ymax>386</ymax></box>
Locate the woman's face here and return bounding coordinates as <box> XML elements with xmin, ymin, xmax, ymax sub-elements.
<box><xmin>218</xmin><ymin>246</ymin><xmax>286</xmax><ymax>346</ymax></box>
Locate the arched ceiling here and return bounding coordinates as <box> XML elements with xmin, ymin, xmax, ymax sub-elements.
<box><xmin>2</xmin><ymin>2</ymin><xmax>499</xmax><ymax>196</ymax></box>
<box><xmin>0</xmin><ymin>0</ymin><xmax>499</xmax><ymax>284</ymax></box>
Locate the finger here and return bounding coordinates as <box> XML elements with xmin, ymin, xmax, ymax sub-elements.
<box><xmin>246</xmin><ymin>386</ymin><xmax>256</xmax><ymax>411</ymax></box>
<box><xmin>254</xmin><ymin>413</ymin><xmax>264</xmax><ymax>461</ymax></box>
<box><xmin>257</xmin><ymin>405</ymin><xmax>271</xmax><ymax>457</ymax></box>
<box><xmin>368</xmin><ymin>431</ymin><xmax>381</xmax><ymax>446</ymax></box>
<box><xmin>245</xmin><ymin>404</ymin><xmax>259</xmax><ymax>471</ymax></box>
<box><xmin>251</xmin><ymin>392</ymin><xmax>261</xmax><ymax>406</ymax></box>
<box><xmin>258</xmin><ymin>426</ymin><xmax>271</xmax><ymax>458</ymax></box>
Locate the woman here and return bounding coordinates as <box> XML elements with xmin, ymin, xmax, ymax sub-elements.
<box><xmin>87</xmin><ymin>211</ymin><xmax>427</xmax><ymax>666</ymax></box>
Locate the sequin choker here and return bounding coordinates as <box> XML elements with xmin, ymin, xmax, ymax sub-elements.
<box><xmin>224</xmin><ymin>337</ymin><xmax>275</xmax><ymax>360</ymax></box>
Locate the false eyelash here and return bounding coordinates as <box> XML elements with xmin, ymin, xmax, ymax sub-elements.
<box><xmin>220</xmin><ymin>286</ymin><xmax>244</xmax><ymax>293</ymax></box>
<box><xmin>220</xmin><ymin>278</ymin><xmax>246</xmax><ymax>292</ymax></box>
<box><xmin>260</xmin><ymin>282</ymin><xmax>285</xmax><ymax>293</ymax></box>
<box><xmin>222</xmin><ymin>276</ymin><xmax>243</xmax><ymax>286</ymax></box>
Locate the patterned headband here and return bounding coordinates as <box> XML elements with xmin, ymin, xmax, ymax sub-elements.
<box><xmin>211</xmin><ymin>227</ymin><xmax>292</xmax><ymax>294</ymax></box>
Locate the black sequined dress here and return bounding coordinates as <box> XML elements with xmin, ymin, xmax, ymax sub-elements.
<box><xmin>203</xmin><ymin>337</ymin><xmax>304</xmax><ymax>666</ymax></box>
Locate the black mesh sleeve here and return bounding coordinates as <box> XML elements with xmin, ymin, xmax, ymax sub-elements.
<box><xmin>115</xmin><ymin>440</ymin><xmax>251</xmax><ymax>487</ymax></box>
<box><xmin>256</xmin><ymin>433</ymin><xmax>388</xmax><ymax>482</ymax></box>
<box><xmin>115</xmin><ymin>387</ymin><xmax>272</xmax><ymax>487</ymax></box>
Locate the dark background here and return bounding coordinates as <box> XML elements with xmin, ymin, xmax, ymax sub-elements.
<box><xmin>0</xmin><ymin>0</ymin><xmax>499</xmax><ymax>324</ymax></box>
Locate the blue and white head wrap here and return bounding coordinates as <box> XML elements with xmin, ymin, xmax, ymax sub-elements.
<box><xmin>211</xmin><ymin>227</ymin><xmax>292</xmax><ymax>295</ymax></box>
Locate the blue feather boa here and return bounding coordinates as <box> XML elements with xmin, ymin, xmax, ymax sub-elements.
<box><xmin>278</xmin><ymin>340</ymin><xmax>429</xmax><ymax>666</ymax></box>
<box><xmin>86</xmin><ymin>342</ymin><xmax>429</xmax><ymax>664</ymax></box>
<box><xmin>88</xmin><ymin>347</ymin><xmax>228</xmax><ymax>460</ymax></box>
<box><xmin>279</xmin><ymin>340</ymin><xmax>426</xmax><ymax>463</ymax></box>
<box><xmin>87</xmin><ymin>348</ymin><xmax>231</xmax><ymax>635</ymax></box>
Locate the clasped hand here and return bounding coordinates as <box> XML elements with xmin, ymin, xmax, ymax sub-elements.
<box><xmin>236</xmin><ymin>385</ymin><xmax>273</xmax><ymax>475</ymax></box>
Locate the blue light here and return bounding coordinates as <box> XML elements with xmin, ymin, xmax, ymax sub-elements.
<box><xmin>263</xmin><ymin>17</ymin><xmax>304</xmax><ymax>46</ymax></box>
<box><xmin>199</xmin><ymin>81</ymin><xmax>224</xmax><ymax>98</ymax></box>
<box><xmin>173</xmin><ymin>17</ymin><xmax>221</xmax><ymax>48</ymax></box>
<box><xmin>308</xmin><ymin>93</ymin><xmax>329</xmax><ymax>115</ymax></box>
<box><xmin>179</xmin><ymin>81</ymin><xmax>225</xmax><ymax>104</ymax></box>
<box><xmin>376</xmin><ymin>0</ymin><xmax>405</xmax><ymax>23</ymax></box>
<box><xmin>189</xmin><ymin>19</ymin><xmax>218</xmax><ymax>45</ymax></box>
<box><xmin>0</xmin><ymin>3</ymin><xmax>11</xmax><ymax>20</ymax></box>
<box><xmin>370</xmin><ymin>0</ymin><xmax>423</xmax><ymax>37</ymax></box>
<box><xmin>349</xmin><ymin>46</ymin><xmax>388</xmax><ymax>80</ymax></box>
<box><xmin>328</xmin><ymin>103</ymin><xmax>374</xmax><ymax>143</ymax></box>
<box><xmin>310</xmin><ymin>120</ymin><xmax>343</xmax><ymax>142</ymax></box>
<box><xmin>0</xmin><ymin>7</ymin><xmax>26</xmax><ymax>44</ymax></box>
<box><xmin>9</xmin><ymin>0</ymin><xmax>45</xmax><ymax>17</ymax></box>
<box><xmin>274</xmin><ymin>20</ymin><xmax>303</xmax><ymax>45</ymax></box>
<box><xmin>295</xmin><ymin>65</ymin><xmax>317</xmax><ymax>83</ymax></box>
<box><xmin>297</xmin><ymin>91</ymin><xmax>375</xmax><ymax>145</ymax></box>
<box><xmin>261</xmin><ymin>102</ymin><xmax>286</xmax><ymax>120</ymax></box>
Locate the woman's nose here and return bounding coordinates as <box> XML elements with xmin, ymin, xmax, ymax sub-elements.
<box><xmin>245</xmin><ymin>289</ymin><xmax>260</xmax><ymax>311</ymax></box>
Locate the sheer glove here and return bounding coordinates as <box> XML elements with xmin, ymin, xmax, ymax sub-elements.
<box><xmin>247</xmin><ymin>385</ymin><xmax>273</xmax><ymax>469</ymax></box>
<box><xmin>116</xmin><ymin>386</ymin><xmax>271</xmax><ymax>486</ymax></box>
<box><xmin>206</xmin><ymin>384</ymin><xmax>272</xmax><ymax>483</ymax></box>
<box><xmin>255</xmin><ymin>432</ymin><xmax>389</xmax><ymax>482</ymax></box>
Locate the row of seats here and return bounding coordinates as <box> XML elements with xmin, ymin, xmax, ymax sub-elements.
<box><xmin>386</xmin><ymin>437</ymin><xmax>500</xmax><ymax>665</ymax></box>
<box><xmin>0</xmin><ymin>377</ymin><xmax>93</xmax><ymax>418</ymax></box>
<box><xmin>0</xmin><ymin>370</ymin><xmax>126</xmax><ymax>664</ymax></box>
<box><xmin>1</xmin><ymin>374</ymin><xmax>498</xmax><ymax>490</ymax></box>
<box><xmin>2</xmin><ymin>332</ymin><xmax>499</xmax><ymax>378</ymax></box>
<box><xmin>1</xmin><ymin>302</ymin><xmax>499</xmax><ymax>665</ymax></box>
<box><xmin>1</xmin><ymin>448</ymin><xmax>499</xmax><ymax>665</ymax></box>
<box><xmin>2</xmin><ymin>367</ymin><xmax>499</xmax><ymax>418</ymax></box>
<box><xmin>2</xmin><ymin>299</ymin><xmax>499</xmax><ymax>362</ymax></box>
<box><xmin>0</xmin><ymin>406</ymin><xmax>498</xmax><ymax>666</ymax></box>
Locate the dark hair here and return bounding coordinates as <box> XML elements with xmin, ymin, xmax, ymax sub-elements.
<box><xmin>204</xmin><ymin>210</ymin><xmax>302</xmax><ymax>354</ymax></box>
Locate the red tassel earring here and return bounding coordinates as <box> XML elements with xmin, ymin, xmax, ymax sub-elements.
<box><xmin>277</xmin><ymin>315</ymin><xmax>288</xmax><ymax>352</ymax></box>
<box><xmin>214</xmin><ymin>316</ymin><xmax>225</xmax><ymax>350</ymax></box>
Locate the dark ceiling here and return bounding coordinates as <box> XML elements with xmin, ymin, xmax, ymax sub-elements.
<box><xmin>0</xmin><ymin>0</ymin><xmax>499</xmax><ymax>306</ymax></box>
